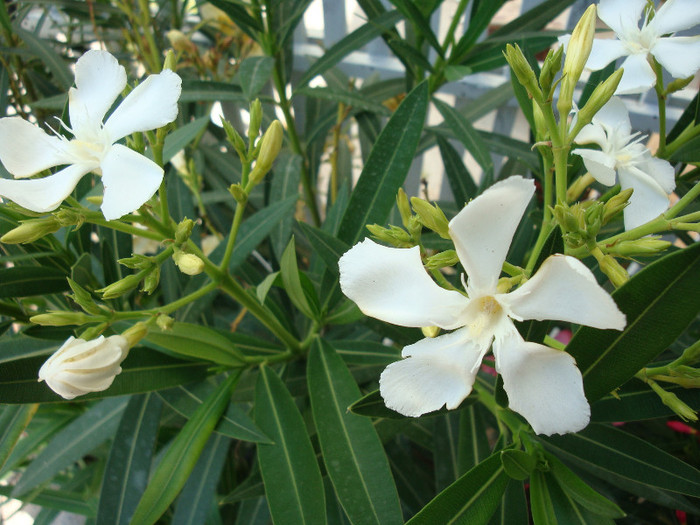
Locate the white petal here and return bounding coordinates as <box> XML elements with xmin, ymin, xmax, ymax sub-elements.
<box><xmin>591</xmin><ymin>97</ymin><xmax>632</xmax><ymax>136</ymax></box>
<box><xmin>99</xmin><ymin>144</ymin><xmax>163</xmax><ymax>220</ymax></box>
<box><xmin>0</xmin><ymin>118</ymin><xmax>71</xmax><ymax>177</ymax></box>
<box><xmin>638</xmin><ymin>155</ymin><xmax>676</xmax><ymax>194</ymax></box>
<box><xmin>0</xmin><ymin>163</ymin><xmax>91</xmax><ymax>213</ymax></box>
<box><xmin>573</xmin><ymin>148</ymin><xmax>618</xmax><ymax>186</ymax></box>
<box><xmin>586</xmin><ymin>38</ymin><xmax>628</xmax><ymax>70</ymax></box>
<box><xmin>339</xmin><ymin>238</ymin><xmax>469</xmax><ymax>329</ymax></box>
<box><xmin>598</xmin><ymin>0</ymin><xmax>646</xmax><ymax>36</ymax></box>
<box><xmin>379</xmin><ymin>328</ymin><xmax>480</xmax><ymax>417</ymax></box>
<box><xmin>494</xmin><ymin>334</ymin><xmax>590</xmax><ymax>436</ymax></box>
<box><xmin>104</xmin><ymin>69</ymin><xmax>182</xmax><ymax>141</ymax></box>
<box><xmin>573</xmin><ymin>122</ymin><xmax>607</xmax><ymax>146</ymax></box>
<box><xmin>618</xmin><ymin>167</ymin><xmax>671</xmax><ymax>230</ymax></box>
<box><xmin>448</xmin><ymin>176</ymin><xmax>534</xmax><ymax>294</ymax></box>
<box><xmin>615</xmin><ymin>53</ymin><xmax>656</xmax><ymax>95</ymax></box>
<box><xmin>504</xmin><ymin>255</ymin><xmax>626</xmax><ymax>330</ymax></box>
<box><xmin>69</xmin><ymin>50</ymin><xmax>126</xmax><ymax>137</ymax></box>
<box><xmin>650</xmin><ymin>0</ymin><xmax>700</xmax><ymax>35</ymax></box>
<box><xmin>652</xmin><ymin>37</ymin><xmax>700</xmax><ymax>80</ymax></box>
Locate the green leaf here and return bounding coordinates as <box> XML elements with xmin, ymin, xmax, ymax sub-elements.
<box><xmin>295</xmin><ymin>86</ymin><xmax>390</xmax><ymax>115</ymax></box>
<box><xmin>433</xmin><ymin>97</ymin><xmax>494</xmax><ymax>181</ymax></box>
<box><xmin>669</xmin><ymin>135</ymin><xmax>700</xmax><ymax>163</ymax></box>
<box><xmin>500</xmin><ymin>450</ymin><xmax>537</xmax><ymax>481</ymax></box>
<box><xmin>162</xmin><ymin>116</ymin><xmax>209</xmax><ymax>162</ymax></box>
<box><xmin>451</xmin><ymin>0</ymin><xmax>507</xmax><ymax>61</ymax></box>
<box><xmin>0</xmin><ymin>266</ymin><xmax>69</xmax><ymax>298</ymax></box>
<box><xmin>205</xmin><ymin>0</ymin><xmax>262</xmax><ymax>38</ymax></box>
<box><xmin>296</xmin><ymin>10</ymin><xmax>404</xmax><ymax>90</ymax></box>
<box><xmin>544</xmin><ymin>471</ymin><xmax>616</xmax><ymax>525</ymax></box>
<box><xmin>172</xmin><ymin>433</ymin><xmax>231</xmax><ymax>525</ymax></box>
<box><xmin>389</xmin><ymin>0</ymin><xmax>443</xmax><ymax>57</ymax></box>
<box><xmin>14</xmin><ymin>26</ymin><xmax>73</xmax><ymax>90</ymax></box>
<box><xmin>348</xmin><ymin>389</ymin><xmax>409</xmax><ymax>419</ymax></box>
<box><xmin>490</xmin><ymin>0</ymin><xmax>576</xmax><ymax>37</ymax></box>
<box><xmin>254</xmin><ymin>365</ymin><xmax>326</xmax><ymax>525</ymax></box>
<box><xmin>547</xmin><ymin>453</ymin><xmax>625</xmax><ymax>519</ymax></box>
<box><xmin>299</xmin><ymin>222</ymin><xmax>351</xmax><ymax>276</ymax></box>
<box><xmin>130</xmin><ymin>372</ymin><xmax>239</xmax><ymax>525</ymax></box>
<box><xmin>179</xmin><ymin>80</ymin><xmax>246</xmax><ymax>103</ymax></box>
<box><xmin>280</xmin><ymin>236</ymin><xmax>319</xmax><ymax>320</ymax></box>
<box><xmin>436</xmin><ymin>135</ymin><xmax>477</xmax><ymax>207</ymax></box>
<box><xmin>96</xmin><ymin>393</ymin><xmax>163</xmax><ymax>525</ymax></box>
<box><xmin>238</xmin><ymin>56</ymin><xmax>276</xmax><ymax>99</ymax></box>
<box><xmin>308</xmin><ymin>339</ymin><xmax>403</xmax><ymax>525</ymax></box>
<box><xmin>0</xmin><ymin>404</ymin><xmax>37</xmax><ymax>471</ymax></box>
<box><xmin>667</xmin><ymin>91</ymin><xmax>698</xmax><ymax>144</ymax></box>
<box><xmin>158</xmin><ymin>380</ymin><xmax>271</xmax><ymax>444</ymax></box>
<box><xmin>13</xmin><ymin>397</ymin><xmax>128</xmax><ymax>497</ymax></box>
<box><xmin>489</xmin><ymin>481</ymin><xmax>529</xmax><ymax>525</ymax></box>
<box><xmin>337</xmin><ymin>80</ymin><xmax>429</xmax><ymax>245</ymax></box>
<box><xmin>406</xmin><ymin>452</ymin><xmax>509</xmax><ymax>525</ymax></box>
<box><xmin>543</xmin><ymin>423</ymin><xmax>700</xmax><ymax>498</ymax></box>
<box><xmin>145</xmin><ymin>322</ymin><xmax>246</xmax><ymax>367</ymax></box>
<box><xmin>568</xmin><ymin>243</ymin><xmax>700</xmax><ymax>401</ymax></box>
<box><xmin>0</xmin><ymin>336</ymin><xmax>59</xmax><ymax>364</ymax></box>
<box><xmin>529</xmin><ymin>470</ymin><xmax>557</xmax><ymax>525</ymax></box>
<box><xmin>270</xmin><ymin>152</ymin><xmax>302</xmax><ymax>261</ymax></box>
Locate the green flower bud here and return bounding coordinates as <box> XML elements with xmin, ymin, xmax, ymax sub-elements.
<box><xmin>249</xmin><ymin>99</ymin><xmax>263</xmax><ymax>141</ymax></box>
<box><xmin>539</xmin><ymin>46</ymin><xmax>564</xmax><ymax>98</ymax></box>
<box><xmin>421</xmin><ymin>326</ymin><xmax>441</xmax><ymax>338</ymax></box>
<box><xmin>67</xmin><ymin>278</ymin><xmax>102</xmax><ymax>315</ymax></box>
<box><xmin>247</xmin><ymin>120</ymin><xmax>284</xmax><ymax>189</ymax></box>
<box><xmin>175</xmin><ymin>218</ymin><xmax>194</xmax><ymax>245</ymax></box>
<box><xmin>584</xmin><ymin>201</ymin><xmax>604</xmax><ymax>237</ymax></box>
<box><xmin>1</xmin><ymin>217</ymin><xmax>61</xmax><ymax>244</ymax></box>
<box><xmin>657</xmin><ymin>388</ymin><xmax>698</xmax><ymax>422</ymax></box>
<box><xmin>424</xmin><ymin>249</ymin><xmax>460</xmax><ymax>270</ymax></box>
<box><xmin>407</xmin><ymin>215</ymin><xmax>423</xmax><ymax>240</ymax></box>
<box><xmin>228</xmin><ymin>183</ymin><xmax>248</xmax><ymax>204</ymax></box>
<box><xmin>570</xmin><ymin>68</ymin><xmax>624</xmax><ymax>140</ymax></box>
<box><xmin>599</xmin><ymin>255</ymin><xmax>629</xmax><ymax>288</ymax></box>
<box><xmin>222</xmin><ymin>119</ymin><xmax>247</xmax><ymax>157</ymax></box>
<box><xmin>410</xmin><ymin>197</ymin><xmax>450</xmax><ymax>239</ymax></box>
<box><xmin>156</xmin><ymin>314</ymin><xmax>175</xmax><ymax>331</ymax></box>
<box><xmin>553</xmin><ymin>204</ymin><xmax>581</xmax><ymax>233</ymax></box>
<box><xmin>603</xmin><ymin>187</ymin><xmax>634</xmax><ymax>224</ymax></box>
<box><xmin>605</xmin><ymin>237</ymin><xmax>671</xmax><ymax>257</ymax></box>
<box><xmin>118</xmin><ymin>254</ymin><xmax>152</xmax><ymax>270</ymax></box>
<box><xmin>122</xmin><ymin>322</ymin><xmax>149</xmax><ymax>347</ymax></box>
<box><xmin>559</xmin><ymin>4</ymin><xmax>597</xmax><ymax>117</ymax></box>
<box><xmin>532</xmin><ymin>101</ymin><xmax>548</xmax><ymax>141</ymax></box>
<box><xmin>100</xmin><ymin>273</ymin><xmax>144</xmax><ymax>300</ymax></box>
<box><xmin>141</xmin><ymin>265</ymin><xmax>161</xmax><ymax>294</ymax></box>
<box><xmin>504</xmin><ymin>44</ymin><xmax>543</xmax><ymax>103</ymax></box>
<box><xmin>366</xmin><ymin>224</ymin><xmax>414</xmax><ymax>248</ymax></box>
<box><xmin>86</xmin><ymin>195</ymin><xmax>103</xmax><ymax>206</ymax></box>
<box><xmin>173</xmin><ymin>251</ymin><xmax>205</xmax><ymax>276</ymax></box>
<box><xmin>31</xmin><ymin>311</ymin><xmax>94</xmax><ymax>326</ymax></box>
<box><xmin>163</xmin><ymin>48</ymin><xmax>178</xmax><ymax>71</ymax></box>
<box><xmin>396</xmin><ymin>188</ymin><xmax>412</xmax><ymax>229</ymax></box>
<box><xmin>54</xmin><ymin>208</ymin><xmax>84</xmax><ymax>228</ymax></box>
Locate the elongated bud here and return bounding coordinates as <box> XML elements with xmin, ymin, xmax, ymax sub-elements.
<box><xmin>539</xmin><ymin>46</ymin><xmax>564</xmax><ymax>98</ymax></box>
<box><xmin>249</xmin><ymin>99</ymin><xmax>263</xmax><ymax>141</ymax></box>
<box><xmin>425</xmin><ymin>249</ymin><xmax>459</xmax><ymax>270</ymax></box>
<box><xmin>118</xmin><ymin>254</ymin><xmax>152</xmax><ymax>270</ymax></box>
<box><xmin>504</xmin><ymin>44</ymin><xmax>543</xmax><ymax>103</ymax></box>
<box><xmin>410</xmin><ymin>197</ymin><xmax>450</xmax><ymax>239</ymax></box>
<box><xmin>570</xmin><ymin>69</ymin><xmax>624</xmax><ymax>140</ymax></box>
<box><xmin>141</xmin><ymin>265</ymin><xmax>161</xmax><ymax>293</ymax></box>
<box><xmin>606</xmin><ymin>238</ymin><xmax>671</xmax><ymax>257</ymax></box>
<box><xmin>247</xmin><ymin>120</ymin><xmax>283</xmax><ymax>188</ymax></box>
<box><xmin>602</xmin><ymin>187</ymin><xmax>634</xmax><ymax>223</ymax></box>
<box><xmin>175</xmin><ymin>218</ymin><xmax>194</xmax><ymax>245</ymax></box>
<box><xmin>173</xmin><ymin>251</ymin><xmax>205</xmax><ymax>275</ymax></box>
<box><xmin>657</xmin><ymin>388</ymin><xmax>698</xmax><ymax>422</ymax></box>
<box><xmin>396</xmin><ymin>188</ymin><xmax>412</xmax><ymax>229</ymax></box>
<box><xmin>366</xmin><ymin>224</ymin><xmax>413</xmax><ymax>248</ymax></box>
<box><xmin>559</xmin><ymin>5</ymin><xmax>597</xmax><ymax>118</ymax></box>
<box><xmin>599</xmin><ymin>255</ymin><xmax>629</xmax><ymax>287</ymax></box>
<box><xmin>532</xmin><ymin>102</ymin><xmax>548</xmax><ymax>140</ymax></box>
<box><xmin>100</xmin><ymin>273</ymin><xmax>144</xmax><ymax>300</ymax></box>
<box><xmin>1</xmin><ymin>217</ymin><xmax>61</xmax><ymax>244</ymax></box>
<box><xmin>31</xmin><ymin>311</ymin><xmax>94</xmax><ymax>326</ymax></box>
<box><xmin>67</xmin><ymin>279</ymin><xmax>102</xmax><ymax>315</ymax></box>
<box><xmin>222</xmin><ymin>119</ymin><xmax>247</xmax><ymax>157</ymax></box>
<box><xmin>122</xmin><ymin>322</ymin><xmax>149</xmax><ymax>347</ymax></box>
<box><xmin>86</xmin><ymin>195</ymin><xmax>103</xmax><ymax>206</ymax></box>
<box><xmin>584</xmin><ymin>201</ymin><xmax>604</xmax><ymax>237</ymax></box>
<box><xmin>421</xmin><ymin>326</ymin><xmax>441</xmax><ymax>338</ymax></box>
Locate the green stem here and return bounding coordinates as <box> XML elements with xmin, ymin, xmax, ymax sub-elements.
<box><xmin>665</xmin><ymin>123</ymin><xmax>700</xmax><ymax>157</ymax></box>
<box><xmin>653</xmin><ymin>59</ymin><xmax>667</xmax><ymax>156</ymax></box>
<box><xmin>220</xmin><ymin>196</ymin><xmax>247</xmax><ymax>271</ymax></box>
<box><xmin>83</xmin><ymin>213</ymin><xmax>165</xmax><ymax>241</ymax></box>
<box><xmin>666</xmin><ymin>182</ymin><xmax>700</xmax><ymax>219</ymax></box>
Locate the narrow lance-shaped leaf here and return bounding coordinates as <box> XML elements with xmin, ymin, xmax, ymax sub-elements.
<box><xmin>254</xmin><ymin>365</ymin><xmax>327</xmax><ymax>525</ymax></box>
<box><xmin>130</xmin><ymin>371</ymin><xmax>240</xmax><ymax>525</ymax></box>
<box><xmin>308</xmin><ymin>339</ymin><xmax>403</xmax><ymax>525</ymax></box>
<box><xmin>0</xmin><ymin>404</ymin><xmax>38</xmax><ymax>471</ymax></box>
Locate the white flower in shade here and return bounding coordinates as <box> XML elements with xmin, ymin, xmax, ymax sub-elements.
<box><xmin>574</xmin><ymin>97</ymin><xmax>675</xmax><ymax>230</ymax></box>
<box><xmin>38</xmin><ymin>335</ymin><xmax>129</xmax><ymax>399</ymax></box>
<box><xmin>0</xmin><ymin>50</ymin><xmax>182</xmax><ymax>220</ymax></box>
<box><xmin>559</xmin><ymin>0</ymin><xmax>700</xmax><ymax>95</ymax></box>
<box><xmin>339</xmin><ymin>176</ymin><xmax>626</xmax><ymax>436</ymax></box>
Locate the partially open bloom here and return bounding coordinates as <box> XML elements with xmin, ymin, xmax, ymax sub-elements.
<box><xmin>339</xmin><ymin>176</ymin><xmax>626</xmax><ymax>435</ymax></box>
<box><xmin>0</xmin><ymin>50</ymin><xmax>182</xmax><ymax>220</ymax></box>
<box><xmin>574</xmin><ymin>97</ymin><xmax>675</xmax><ymax>230</ymax></box>
<box><xmin>38</xmin><ymin>335</ymin><xmax>129</xmax><ymax>399</ymax></box>
<box><xmin>560</xmin><ymin>0</ymin><xmax>700</xmax><ymax>94</ymax></box>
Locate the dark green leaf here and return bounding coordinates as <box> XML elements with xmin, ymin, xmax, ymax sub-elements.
<box><xmin>163</xmin><ymin>116</ymin><xmax>209</xmax><ymax>162</ymax></box>
<box><xmin>299</xmin><ymin>222</ymin><xmax>351</xmax><ymax>276</ymax></box>
<box><xmin>295</xmin><ymin>86</ymin><xmax>390</xmax><ymax>115</ymax></box>
<box><xmin>0</xmin><ymin>266</ymin><xmax>69</xmax><ymax>298</ymax></box>
<box><xmin>280</xmin><ymin>236</ymin><xmax>319</xmax><ymax>320</ymax></box>
<box><xmin>14</xmin><ymin>26</ymin><xmax>73</xmax><ymax>90</ymax></box>
<box><xmin>0</xmin><ymin>404</ymin><xmax>37</xmax><ymax>471</ymax></box>
<box><xmin>179</xmin><ymin>80</ymin><xmax>246</xmax><ymax>103</ymax></box>
<box><xmin>436</xmin><ymin>135</ymin><xmax>477</xmax><ymax>207</ymax></box>
<box><xmin>238</xmin><ymin>56</ymin><xmax>276</xmax><ymax>99</ymax></box>
<box><xmin>270</xmin><ymin>152</ymin><xmax>302</xmax><ymax>261</ymax></box>
<box><xmin>500</xmin><ymin>449</ymin><xmax>537</xmax><ymax>481</ymax></box>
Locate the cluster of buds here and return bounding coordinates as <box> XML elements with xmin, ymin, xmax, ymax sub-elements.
<box><xmin>172</xmin><ymin>218</ymin><xmax>204</xmax><ymax>276</ymax></box>
<box><xmin>1</xmin><ymin>209</ymin><xmax>84</xmax><ymax>244</ymax></box>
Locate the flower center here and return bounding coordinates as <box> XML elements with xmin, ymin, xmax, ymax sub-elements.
<box><xmin>467</xmin><ymin>295</ymin><xmax>503</xmax><ymax>339</ymax></box>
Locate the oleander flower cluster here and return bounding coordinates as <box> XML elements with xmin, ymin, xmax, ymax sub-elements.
<box><xmin>339</xmin><ymin>176</ymin><xmax>627</xmax><ymax>436</ymax></box>
<box><xmin>0</xmin><ymin>49</ymin><xmax>182</xmax><ymax>220</ymax></box>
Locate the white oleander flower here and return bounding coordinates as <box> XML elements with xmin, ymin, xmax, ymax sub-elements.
<box><xmin>560</xmin><ymin>0</ymin><xmax>700</xmax><ymax>95</ymax></box>
<box><xmin>0</xmin><ymin>50</ymin><xmax>182</xmax><ymax>220</ymax></box>
<box><xmin>574</xmin><ymin>97</ymin><xmax>675</xmax><ymax>230</ymax></box>
<box><xmin>38</xmin><ymin>335</ymin><xmax>129</xmax><ymax>399</ymax></box>
<box><xmin>339</xmin><ymin>176</ymin><xmax>626</xmax><ymax>436</ymax></box>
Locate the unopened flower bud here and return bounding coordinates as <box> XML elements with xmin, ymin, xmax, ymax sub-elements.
<box><xmin>570</xmin><ymin>69</ymin><xmax>624</xmax><ymax>139</ymax></box>
<box><xmin>1</xmin><ymin>218</ymin><xmax>61</xmax><ymax>244</ymax></box>
<box><xmin>425</xmin><ymin>249</ymin><xmax>460</xmax><ymax>270</ymax></box>
<box><xmin>166</xmin><ymin>30</ymin><xmax>192</xmax><ymax>53</ymax></box>
<box><xmin>599</xmin><ymin>255</ymin><xmax>629</xmax><ymax>288</ymax></box>
<box><xmin>175</xmin><ymin>218</ymin><xmax>194</xmax><ymax>245</ymax></box>
<box><xmin>38</xmin><ymin>335</ymin><xmax>129</xmax><ymax>399</ymax></box>
<box><xmin>100</xmin><ymin>273</ymin><xmax>144</xmax><ymax>299</ymax></box>
<box><xmin>30</xmin><ymin>311</ymin><xmax>94</xmax><ymax>326</ymax></box>
<box><xmin>421</xmin><ymin>326</ymin><xmax>441</xmax><ymax>338</ymax></box>
<box><xmin>560</xmin><ymin>5</ymin><xmax>597</xmax><ymax>117</ymax></box>
<box><xmin>539</xmin><ymin>46</ymin><xmax>563</xmax><ymax>98</ymax></box>
<box><xmin>396</xmin><ymin>188</ymin><xmax>412</xmax><ymax>229</ymax></box>
<box><xmin>603</xmin><ymin>187</ymin><xmax>634</xmax><ymax>224</ymax></box>
<box><xmin>553</xmin><ymin>204</ymin><xmax>581</xmax><ymax>233</ymax></box>
<box><xmin>657</xmin><ymin>388</ymin><xmax>698</xmax><ymax>422</ymax></box>
<box><xmin>173</xmin><ymin>251</ymin><xmax>204</xmax><ymax>275</ymax></box>
<box><xmin>122</xmin><ymin>322</ymin><xmax>148</xmax><ymax>347</ymax></box>
<box><xmin>222</xmin><ymin>119</ymin><xmax>247</xmax><ymax>157</ymax></box>
<box><xmin>247</xmin><ymin>120</ymin><xmax>284</xmax><ymax>188</ymax></box>
<box><xmin>584</xmin><ymin>201</ymin><xmax>604</xmax><ymax>236</ymax></box>
<box><xmin>141</xmin><ymin>265</ymin><xmax>160</xmax><ymax>294</ymax></box>
<box><xmin>86</xmin><ymin>195</ymin><xmax>103</xmax><ymax>206</ymax></box>
<box><xmin>410</xmin><ymin>197</ymin><xmax>450</xmax><ymax>239</ymax></box>
<box><xmin>228</xmin><ymin>183</ymin><xmax>248</xmax><ymax>204</ymax></box>
<box><xmin>366</xmin><ymin>224</ymin><xmax>414</xmax><ymax>248</ymax></box>
<box><xmin>249</xmin><ymin>99</ymin><xmax>263</xmax><ymax>140</ymax></box>
<box><xmin>156</xmin><ymin>314</ymin><xmax>175</xmax><ymax>331</ymax></box>
<box><xmin>55</xmin><ymin>209</ymin><xmax>83</xmax><ymax>228</ymax></box>
<box><xmin>504</xmin><ymin>44</ymin><xmax>543</xmax><ymax>103</ymax></box>
<box><xmin>606</xmin><ymin>238</ymin><xmax>671</xmax><ymax>257</ymax></box>
<box><xmin>532</xmin><ymin>102</ymin><xmax>548</xmax><ymax>140</ymax></box>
